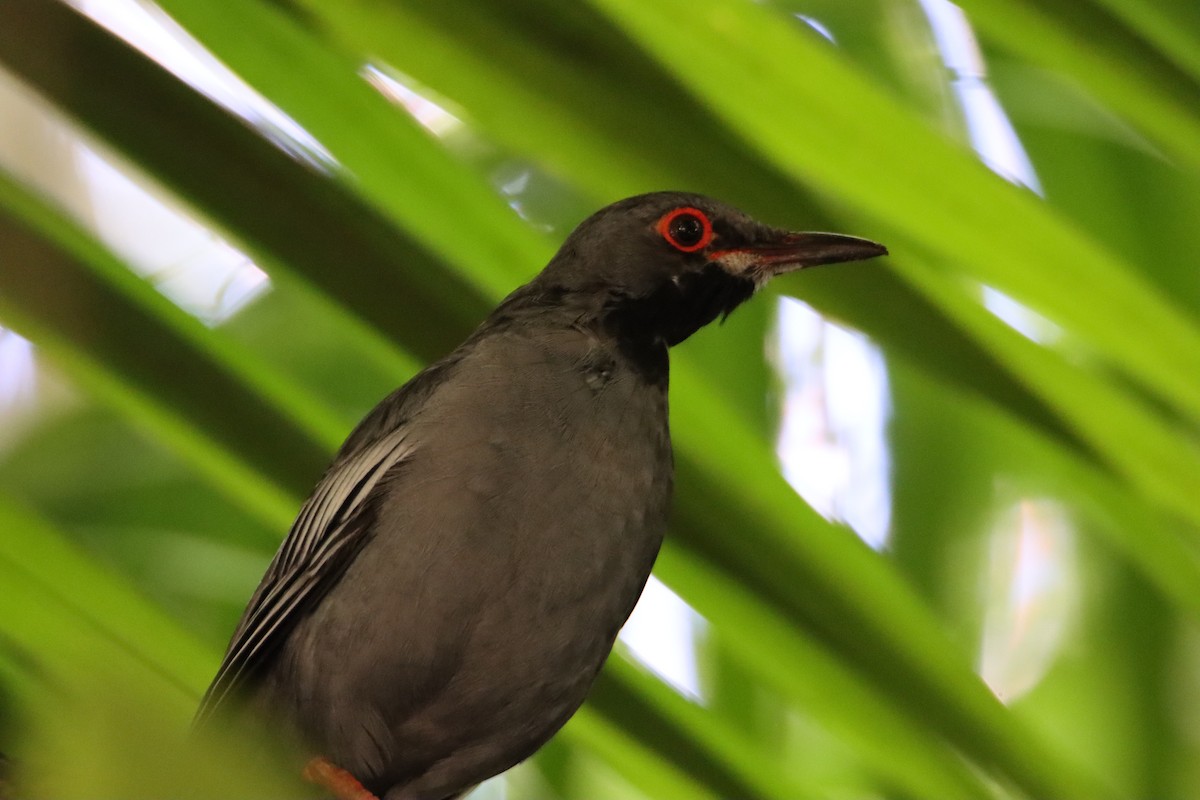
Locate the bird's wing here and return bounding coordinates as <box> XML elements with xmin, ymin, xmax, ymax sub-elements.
<box><xmin>195</xmin><ymin>425</ymin><xmax>414</xmax><ymax>724</ymax></box>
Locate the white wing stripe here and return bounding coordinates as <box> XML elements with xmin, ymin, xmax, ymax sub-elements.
<box><xmin>196</xmin><ymin>428</ymin><xmax>415</xmax><ymax>722</ymax></box>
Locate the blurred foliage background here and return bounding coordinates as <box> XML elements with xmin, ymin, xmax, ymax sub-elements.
<box><xmin>1</xmin><ymin>0</ymin><xmax>1199</xmax><ymax>798</ymax></box>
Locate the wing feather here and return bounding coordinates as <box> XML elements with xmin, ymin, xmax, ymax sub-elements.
<box><xmin>195</xmin><ymin>426</ymin><xmax>413</xmax><ymax>724</ymax></box>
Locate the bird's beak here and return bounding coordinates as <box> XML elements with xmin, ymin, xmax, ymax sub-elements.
<box><xmin>711</xmin><ymin>231</ymin><xmax>888</xmax><ymax>282</ymax></box>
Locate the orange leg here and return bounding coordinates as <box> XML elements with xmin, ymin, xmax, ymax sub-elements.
<box><xmin>302</xmin><ymin>756</ymin><xmax>379</xmax><ymax>800</ymax></box>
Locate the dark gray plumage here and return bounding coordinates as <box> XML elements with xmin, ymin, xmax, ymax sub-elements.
<box><xmin>198</xmin><ymin>192</ymin><xmax>886</xmax><ymax>800</ymax></box>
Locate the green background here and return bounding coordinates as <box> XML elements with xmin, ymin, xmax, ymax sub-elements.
<box><xmin>1</xmin><ymin>0</ymin><xmax>1199</xmax><ymax>797</ymax></box>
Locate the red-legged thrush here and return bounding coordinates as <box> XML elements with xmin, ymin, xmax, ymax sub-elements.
<box><xmin>197</xmin><ymin>192</ymin><xmax>887</xmax><ymax>800</ymax></box>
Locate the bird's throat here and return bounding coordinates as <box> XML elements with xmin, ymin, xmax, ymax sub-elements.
<box><xmin>612</xmin><ymin>264</ymin><xmax>756</xmax><ymax>347</ymax></box>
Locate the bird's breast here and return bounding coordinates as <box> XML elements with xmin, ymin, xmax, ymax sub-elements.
<box><xmin>415</xmin><ymin>328</ymin><xmax>672</xmax><ymax>642</ymax></box>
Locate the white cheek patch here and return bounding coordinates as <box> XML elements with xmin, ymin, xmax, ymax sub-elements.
<box><xmin>712</xmin><ymin>250</ymin><xmax>768</xmax><ymax>287</ymax></box>
<box><xmin>713</xmin><ymin>250</ymin><xmax>757</xmax><ymax>272</ymax></box>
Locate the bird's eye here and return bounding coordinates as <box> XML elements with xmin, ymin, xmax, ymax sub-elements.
<box><xmin>657</xmin><ymin>207</ymin><xmax>713</xmax><ymax>253</ymax></box>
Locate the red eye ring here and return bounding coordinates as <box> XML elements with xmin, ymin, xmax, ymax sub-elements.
<box><xmin>657</xmin><ymin>207</ymin><xmax>713</xmax><ymax>253</ymax></box>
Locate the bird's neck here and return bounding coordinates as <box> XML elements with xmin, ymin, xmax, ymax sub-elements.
<box><xmin>605</xmin><ymin>321</ymin><xmax>670</xmax><ymax>391</ymax></box>
<box><xmin>480</xmin><ymin>284</ymin><xmax>671</xmax><ymax>390</ymax></box>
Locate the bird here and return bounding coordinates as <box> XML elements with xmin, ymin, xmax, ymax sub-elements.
<box><xmin>196</xmin><ymin>191</ymin><xmax>886</xmax><ymax>800</ymax></box>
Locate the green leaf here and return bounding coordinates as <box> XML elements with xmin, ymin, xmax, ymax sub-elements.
<box><xmin>956</xmin><ymin>0</ymin><xmax>1200</xmax><ymax>175</ymax></box>
<box><xmin>147</xmin><ymin>0</ymin><xmax>553</xmax><ymax>295</ymax></box>
<box><xmin>586</xmin><ymin>0</ymin><xmax>1200</xmax><ymax>433</ymax></box>
<box><xmin>0</xmin><ymin>168</ymin><xmax>309</xmax><ymax>525</ymax></box>
<box><xmin>1084</xmin><ymin>0</ymin><xmax>1200</xmax><ymax>86</ymax></box>
<box><xmin>0</xmin><ymin>495</ymin><xmax>212</xmax><ymax>709</ymax></box>
<box><xmin>656</xmin><ymin>544</ymin><xmax>993</xmax><ymax>799</ymax></box>
<box><xmin>591</xmin><ymin>656</ymin><xmax>817</xmax><ymax>800</ymax></box>
<box><xmin>892</xmin><ymin>251</ymin><xmax>1200</xmax><ymax>530</ymax></box>
<box><xmin>0</xmin><ymin>0</ymin><xmax>488</xmax><ymax>362</ymax></box>
<box><xmin>554</xmin><ymin>708</ymin><xmax>722</xmax><ymax>800</ymax></box>
<box><xmin>668</xmin><ymin>362</ymin><xmax>1111</xmax><ymax>800</ymax></box>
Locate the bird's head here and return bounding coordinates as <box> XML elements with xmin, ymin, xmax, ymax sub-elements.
<box><xmin>533</xmin><ymin>191</ymin><xmax>887</xmax><ymax>345</ymax></box>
